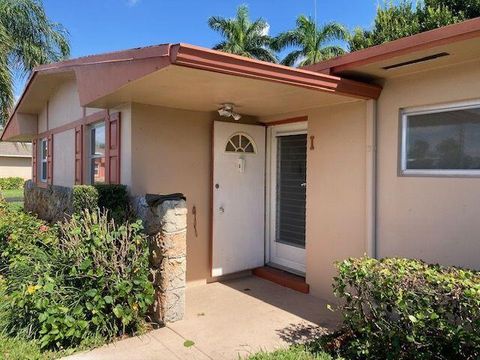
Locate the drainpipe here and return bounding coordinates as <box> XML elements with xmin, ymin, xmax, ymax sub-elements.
<box><xmin>366</xmin><ymin>99</ymin><xmax>377</xmax><ymax>259</ymax></box>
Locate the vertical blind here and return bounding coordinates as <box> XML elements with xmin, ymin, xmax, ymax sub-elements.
<box><xmin>276</xmin><ymin>134</ymin><xmax>307</xmax><ymax>248</ymax></box>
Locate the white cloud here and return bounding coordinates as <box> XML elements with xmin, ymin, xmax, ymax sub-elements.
<box><xmin>261</xmin><ymin>24</ymin><xmax>270</xmax><ymax>36</ymax></box>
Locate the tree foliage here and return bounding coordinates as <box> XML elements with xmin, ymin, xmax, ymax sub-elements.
<box><xmin>0</xmin><ymin>0</ymin><xmax>70</xmax><ymax>125</ymax></box>
<box><xmin>272</xmin><ymin>16</ymin><xmax>348</xmax><ymax>67</ymax></box>
<box><xmin>349</xmin><ymin>0</ymin><xmax>478</xmax><ymax>51</ymax></box>
<box><xmin>208</xmin><ymin>5</ymin><xmax>277</xmax><ymax>63</ymax></box>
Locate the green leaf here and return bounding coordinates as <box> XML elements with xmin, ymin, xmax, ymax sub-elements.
<box><xmin>113</xmin><ymin>306</ymin><xmax>124</xmax><ymax>318</ymax></box>
<box><xmin>408</xmin><ymin>315</ymin><xmax>417</xmax><ymax>323</ymax></box>
<box><xmin>183</xmin><ymin>340</ymin><xmax>195</xmax><ymax>348</ymax></box>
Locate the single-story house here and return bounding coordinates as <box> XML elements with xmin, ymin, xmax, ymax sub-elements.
<box><xmin>2</xmin><ymin>17</ymin><xmax>480</xmax><ymax>300</ymax></box>
<box><xmin>0</xmin><ymin>142</ymin><xmax>32</xmax><ymax>179</ymax></box>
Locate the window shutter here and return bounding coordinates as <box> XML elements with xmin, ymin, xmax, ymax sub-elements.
<box><xmin>74</xmin><ymin>125</ymin><xmax>83</xmax><ymax>184</ymax></box>
<box><xmin>105</xmin><ymin>112</ymin><xmax>121</xmax><ymax>184</ymax></box>
<box><xmin>32</xmin><ymin>139</ymin><xmax>38</xmax><ymax>183</ymax></box>
<box><xmin>47</xmin><ymin>134</ymin><xmax>54</xmax><ymax>185</ymax></box>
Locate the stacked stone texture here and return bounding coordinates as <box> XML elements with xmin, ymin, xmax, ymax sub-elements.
<box><xmin>23</xmin><ymin>180</ymin><xmax>73</xmax><ymax>222</ymax></box>
<box><xmin>134</xmin><ymin>196</ymin><xmax>187</xmax><ymax>325</ymax></box>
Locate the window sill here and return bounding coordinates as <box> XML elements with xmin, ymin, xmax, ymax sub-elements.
<box><xmin>400</xmin><ymin>169</ymin><xmax>480</xmax><ymax>178</ymax></box>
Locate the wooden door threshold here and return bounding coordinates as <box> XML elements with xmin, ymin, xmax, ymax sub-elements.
<box><xmin>253</xmin><ymin>266</ymin><xmax>310</xmax><ymax>294</ymax></box>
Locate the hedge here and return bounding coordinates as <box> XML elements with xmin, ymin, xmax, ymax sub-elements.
<box><xmin>0</xmin><ymin>177</ymin><xmax>24</xmax><ymax>191</ymax></box>
<box><xmin>333</xmin><ymin>257</ymin><xmax>480</xmax><ymax>359</ymax></box>
<box><xmin>72</xmin><ymin>185</ymin><xmax>99</xmax><ymax>214</ymax></box>
<box><xmin>72</xmin><ymin>184</ymin><xmax>130</xmax><ymax>223</ymax></box>
<box><xmin>95</xmin><ymin>184</ymin><xmax>130</xmax><ymax>223</ymax></box>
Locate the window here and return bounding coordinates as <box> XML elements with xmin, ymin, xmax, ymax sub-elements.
<box><xmin>39</xmin><ymin>138</ymin><xmax>48</xmax><ymax>182</ymax></box>
<box><xmin>89</xmin><ymin>122</ymin><xmax>106</xmax><ymax>184</ymax></box>
<box><xmin>225</xmin><ymin>133</ymin><xmax>256</xmax><ymax>153</ymax></box>
<box><xmin>401</xmin><ymin>102</ymin><xmax>480</xmax><ymax>176</ymax></box>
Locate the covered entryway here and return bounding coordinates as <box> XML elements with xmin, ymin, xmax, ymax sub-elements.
<box><xmin>65</xmin><ymin>276</ymin><xmax>339</xmax><ymax>360</ymax></box>
<box><xmin>53</xmin><ymin>44</ymin><xmax>381</xmax><ymax>294</ymax></box>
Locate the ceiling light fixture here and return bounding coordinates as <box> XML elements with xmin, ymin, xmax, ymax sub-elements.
<box><xmin>218</xmin><ymin>103</ymin><xmax>242</xmax><ymax>121</ymax></box>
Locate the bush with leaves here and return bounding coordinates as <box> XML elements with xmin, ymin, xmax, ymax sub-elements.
<box><xmin>72</xmin><ymin>185</ymin><xmax>99</xmax><ymax>214</ymax></box>
<box><xmin>94</xmin><ymin>184</ymin><xmax>130</xmax><ymax>223</ymax></box>
<box><xmin>332</xmin><ymin>257</ymin><xmax>480</xmax><ymax>359</ymax></box>
<box><xmin>0</xmin><ymin>200</ymin><xmax>153</xmax><ymax>350</ymax></box>
<box><xmin>0</xmin><ymin>177</ymin><xmax>24</xmax><ymax>191</ymax></box>
<box><xmin>349</xmin><ymin>0</ymin><xmax>469</xmax><ymax>51</ymax></box>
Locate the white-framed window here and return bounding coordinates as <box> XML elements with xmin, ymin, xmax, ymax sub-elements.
<box><xmin>89</xmin><ymin>122</ymin><xmax>106</xmax><ymax>184</ymax></box>
<box><xmin>401</xmin><ymin>100</ymin><xmax>480</xmax><ymax>176</ymax></box>
<box><xmin>39</xmin><ymin>138</ymin><xmax>48</xmax><ymax>182</ymax></box>
<box><xmin>225</xmin><ymin>133</ymin><xmax>256</xmax><ymax>153</ymax></box>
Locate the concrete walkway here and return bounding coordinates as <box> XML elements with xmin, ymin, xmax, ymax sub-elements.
<box><xmin>65</xmin><ymin>276</ymin><xmax>339</xmax><ymax>360</ymax></box>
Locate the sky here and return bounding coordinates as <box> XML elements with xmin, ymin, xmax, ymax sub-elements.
<box><xmin>15</xmin><ymin>0</ymin><xmax>379</xmax><ymax>94</ymax></box>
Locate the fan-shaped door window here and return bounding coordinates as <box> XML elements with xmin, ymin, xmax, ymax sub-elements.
<box><xmin>225</xmin><ymin>133</ymin><xmax>256</xmax><ymax>153</ymax></box>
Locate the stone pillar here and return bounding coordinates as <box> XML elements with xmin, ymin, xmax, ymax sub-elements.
<box><xmin>133</xmin><ymin>194</ymin><xmax>187</xmax><ymax>325</ymax></box>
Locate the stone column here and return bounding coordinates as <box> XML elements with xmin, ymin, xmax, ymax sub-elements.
<box><xmin>133</xmin><ymin>194</ymin><xmax>187</xmax><ymax>325</ymax></box>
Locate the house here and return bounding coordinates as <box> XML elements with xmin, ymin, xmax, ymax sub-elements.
<box><xmin>0</xmin><ymin>142</ymin><xmax>32</xmax><ymax>179</ymax></box>
<box><xmin>2</xmin><ymin>18</ymin><xmax>480</xmax><ymax>301</ymax></box>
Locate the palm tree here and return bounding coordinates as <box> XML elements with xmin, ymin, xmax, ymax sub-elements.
<box><xmin>272</xmin><ymin>16</ymin><xmax>348</xmax><ymax>67</ymax></box>
<box><xmin>0</xmin><ymin>0</ymin><xmax>70</xmax><ymax>125</ymax></box>
<box><xmin>208</xmin><ymin>5</ymin><xmax>277</xmax><ymax>63</ymax></box>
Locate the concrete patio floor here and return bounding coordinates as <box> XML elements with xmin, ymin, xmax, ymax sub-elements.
<box><xmin>65</xmin><ymin>276</ymin><xmax>339</xmax><ymax>360</ymax></box>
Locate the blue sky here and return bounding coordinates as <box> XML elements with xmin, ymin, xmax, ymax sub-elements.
<box><xmin>15</xmin><ymin>0</ymin><xmax>379</xmax><ymax>94</ymax></box>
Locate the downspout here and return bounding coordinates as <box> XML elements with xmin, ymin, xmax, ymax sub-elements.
<box><xmin>366</xmin><ymin>99</ymin><xmax>377</xmax><ymax>258</ymax></box>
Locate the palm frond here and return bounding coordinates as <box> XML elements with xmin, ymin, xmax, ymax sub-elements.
<box><xmin>271</xmin><ymin>30</ymin><xmax>301</xmax><ymax>51</ymax></box>
<box><xmin>0</xmin><ymin>55</ymin><xmax>13</xmax><ymax>125</ymax></box>
<box><xmin>207</xmin><ymin>4</ymin><xmax>275</xmax><ymax>63</ymax></box>
<box><xmin>318</xmin><ymin>22</ymin><xmax>349</xmax><ymax>44</ymax></box>
<box><xmin>318</xmin><ymin>46</ymin><xmax>346</xmax><ymax>60</ymax></box>
<box><xmin>248</xmin><ymin>47</ymin><xmax>278</xmax><ymax>63</ymax></box>
<box><xmin>280</xmin><ymin>50</ymin><xmax>304</xmax><ymax>67</ymax></box>
<box><xmin>0</xmin><ymin>0</ymin><xmax>70</xmax><ymax>125</ymax></box>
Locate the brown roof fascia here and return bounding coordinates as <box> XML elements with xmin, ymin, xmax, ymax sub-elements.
<box><xmin>1</xmin><ymin>43</ymin><xmax>383</xmax><ymax>141</ymax></box>
<box><xmin>170</xmin><ymin>44</ymin><xmax>382</xmax><ymax>100</ymax></box>
<box><xmin>304</xmin><ymin>17</ymin><xmax>480</xmax><ymax>75</ymax></box>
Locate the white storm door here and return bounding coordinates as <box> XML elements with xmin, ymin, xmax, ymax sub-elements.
<box><xmin>268</xmin><ymin>123</ymin><xmax>307</xmax><ymax>274</ymax></box>
<box><xmin>212</xmin><ymin>121</ymin><xmax>266</xmax><ymax>277</ymax></box>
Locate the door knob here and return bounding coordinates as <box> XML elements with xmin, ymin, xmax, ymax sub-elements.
<box><xmin>219</xmin><ymin>206</ymin><xmax>225</xmax><ymax>213</ymax></box>
<box><xmin>301</xmin><ymin>183</ymin><xmax>307</xmax><ymax>187</ymax></box>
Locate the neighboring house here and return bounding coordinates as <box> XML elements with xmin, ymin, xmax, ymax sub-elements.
<box><xmin>2</xmin><ymin>18</ymin><xmax>480</xmax><ymax>300</ymax></box>
<box><xmin>0</xmin><ymin>142</ymin><xmax>32</xmax><ymax>179</ymax></box>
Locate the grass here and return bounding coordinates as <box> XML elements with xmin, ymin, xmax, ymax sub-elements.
<box><xmin>248</xmin><ymin>346</ymin><xmax>338</xmax><ymax>360</ymax></box>
<box><xmin>0</xmin><ymin>189</ymin><xmax>24</xmax><ymax>210</ymax></box>
<box><xmin>0</xmin><ymin>189</ymin><xmax>23</xmax><ymax>199</ymax></box>
<box><xmin>0</xmin><ymin>335</ymin><xmax>58</xmax><ymax>360</ymax></box>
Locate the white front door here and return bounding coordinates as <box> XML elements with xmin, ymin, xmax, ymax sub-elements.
<box><xmin>267</xmin><ymin>122</ymin><xmax>307</xmax><ymax>274</ymax></box>
<box><xmin>212</xmin><ymin>121</ymin><xmax>266</xmax><ymax>277</ymax></box>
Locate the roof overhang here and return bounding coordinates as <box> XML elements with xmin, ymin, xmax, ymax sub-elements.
<box><xmin>1</xmin><ymin>43</ymin><xmax>381</xmax><ymax>141</ymax></box>
<box><xmin>304</xmin><ymin>17</ymin><xmax>480</xmax><ymax>80</ymax></box>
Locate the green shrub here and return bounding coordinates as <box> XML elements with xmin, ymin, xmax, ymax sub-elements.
<box><xmin>333</xmin><ymin>257</ymin><xmax>480</xmax><ymax>360</ymax></box>
<box><xmin>0</xmin><ymin>201</ymin><xmax>154</xmax><ymax>350</ymax></box>
<box><xmin>94</xmin><ymin>184</ymin><xmax>130</xmax><ymax>223</ymax></box>
<box><xmin>72</xmin><ymin>185</ymin><xmax>99</xmax><ymax>214</ymax></box>
<box><xmin>0</xmin><ymin>177</ymin><xmax>24</xmax><ymax>191</ymax></box>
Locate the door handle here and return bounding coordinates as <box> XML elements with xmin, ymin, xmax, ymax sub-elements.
<box><xmin>219</xmin><ymin>206</ymin><xmax>225</xmax><ymax>213</ymax></box>
<box><xmin>301</xmin><ymin>183</ymin><xmax>307</xmax><ymax>187</ymax></box>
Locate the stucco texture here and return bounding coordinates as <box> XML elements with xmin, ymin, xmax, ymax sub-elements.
<box><xmin>130</xmin><ymin>104</ymin><xmax>216</xmax><ymax>285</ymax></box>
<box><xmin>376</xmin><ymin>60</ymin><xmax>480</xmax><ymax>270</ymax></box>
<box><xmin>0</xmin><ymin>157</ymin><xmax>31</xmax><ymax>179</ymax></box>
<box><xmin>262</xmin><ymin>101</ymin><xmax>369</xmax><ymax>300</ymax></box>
